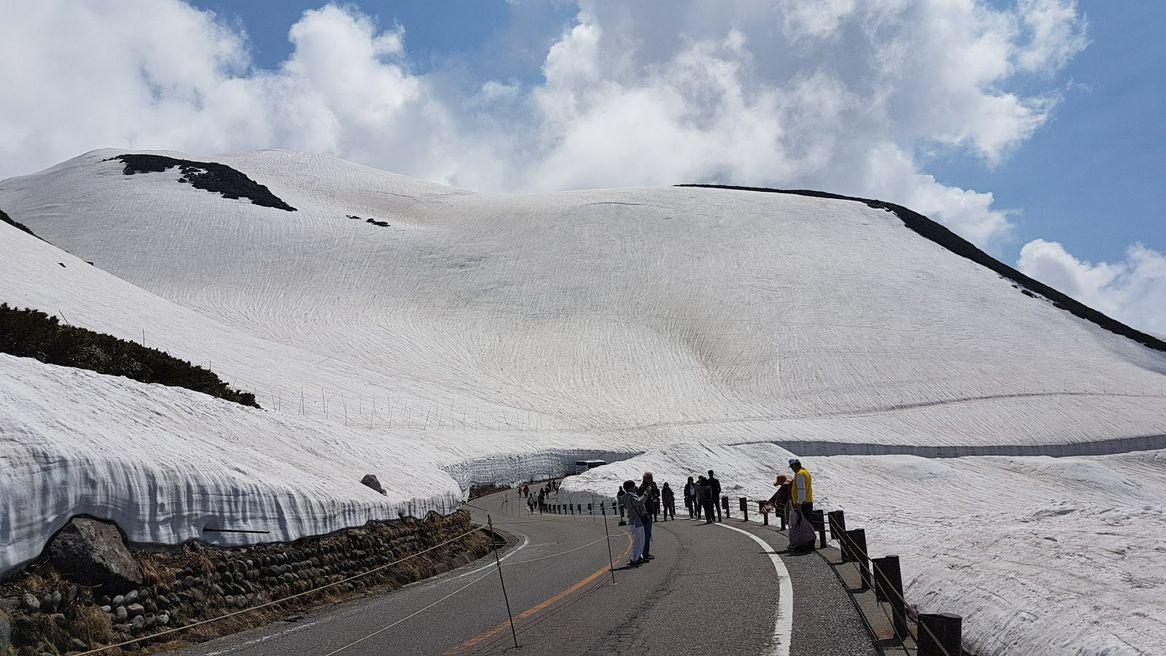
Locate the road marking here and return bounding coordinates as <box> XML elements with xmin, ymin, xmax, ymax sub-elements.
<box><xmin>197</xmin><ymin>620</ymin><xmax>321</xmax><ymax>656</ymax></box>
<box><xmin>442</xmin><ymin>531</ymin><xmax>632</xmax><ymax>654</ymax></box>
<box><xmin>442</xmin><ymin>530</ymin><xmax>532</xmax><ymax>581</ymax></box>
<box><xmin>714</xmin><ymin>522</ymin><xmax>794</xmax><ymax>656</ymax></box>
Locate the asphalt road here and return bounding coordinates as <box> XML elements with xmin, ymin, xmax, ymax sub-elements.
<box><xmin>173</xmin><ymin>491</ymin><xmax>874</xmax><ymax>656</ymax></box>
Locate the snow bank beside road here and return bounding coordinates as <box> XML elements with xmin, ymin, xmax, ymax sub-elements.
<box><xmin>0</xmin><ymin>352</ymin><xmax>463</xmax><ymax>574</ymax></box>
<box><xmin>564</xmin><ymin>444</ymin><xmax>1166</xmax><ymax>656</ymax></box>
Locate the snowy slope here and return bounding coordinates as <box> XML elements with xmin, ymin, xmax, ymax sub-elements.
<box><xmin>3</xmin><ymin>149</ymin><xmax>1164</xmax><ymax>449</ymax></box>
<box><xmin>2</xmin><ymin>149</ymin><xmax>1166</xmax><ymax>655</ymax></box>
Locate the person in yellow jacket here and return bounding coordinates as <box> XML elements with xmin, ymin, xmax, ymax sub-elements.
<box><xmin>789</xmin><ymin>458</ymin><xmax>813</xmax><ymax>520</ymax></box>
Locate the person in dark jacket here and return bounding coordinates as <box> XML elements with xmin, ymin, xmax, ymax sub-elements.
<box><xmin>707</xmin><ymin>470</ymin><xmax>722</xmax><ymax>522</ymax></box>
<box><xmin>617</xmin><ymin>486</ymin><xmax>627</xmax><ymax>526</ymax></box>
<box><xmin>637</xmin><ymin>472</ymin><xmax>659</xmax><ymax>560</ymax></box>
<box><xmin>661</xmin><ymin>482</ymin><xmax>676</xmax><ymax>520</ymax></box>
<box><xmin>683</xmin><ymin>476</ymin><xmax>696</xmax><ymax>518</ymax></box>
<box><xmin>697</xmin><ymin>475</ymin><xmax>715</xmax><ymax>524</ymax></box>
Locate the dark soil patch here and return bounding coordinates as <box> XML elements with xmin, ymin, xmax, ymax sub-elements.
<box><xmin>108</xmin><ymin>154</ymin><xmax>296</xmax><ymax>212</ymax></box>
<box><xmin>468</xmin><ymin>483</ymin><xmax>510</xmax><ymax>500</ymax></box>
<box><xmin>678</xmin><ymin>184</ymin><xmax>1166</xmax><ymax>354</ymax></box>
<box><xmin>0</xmin><ymin>303</ymin><xmax>258</xmax><ymax>407</ymax></box>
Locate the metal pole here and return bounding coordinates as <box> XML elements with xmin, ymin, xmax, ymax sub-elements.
<box><xmin>487</xmin><ymin>515</ymin><xmax>519</xmax><ymax>649</ymax></box>
<box><xmin>601</xmin><ymin>502</ymin><xmax>617</xmax><ymax>584</ymax></box>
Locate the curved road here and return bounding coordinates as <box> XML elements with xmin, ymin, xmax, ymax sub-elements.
<box><xmin>174</xmin><ymin>491</ymin><xmax>875</xmax><ymax>656</ymax></box>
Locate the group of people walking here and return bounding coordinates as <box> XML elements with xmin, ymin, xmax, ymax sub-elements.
<box><xmin>618</xmin><ymin>458</ymin><xmax>816</xmax><ymax>567</ymax></box>
<box><xmin>520</xmin><ymin>457</ymin><xmax>815</xmax><ymax>567</ymax></box>
<box><xmin>616</xmin><ymin>468</ymin><xmax>724</xmax><ymax>567</ymax></box>
<box><xmin>682</xmin><ymin>470</ymin><xmax>722</xmax><ymax>523</ymax></box>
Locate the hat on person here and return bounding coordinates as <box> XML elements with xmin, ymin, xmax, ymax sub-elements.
<box><xmin>773</xmin><ymin>474</ymin><xmax>789</xmax><ymax>486</ymax></box>
<box><xmin>788</xmin><ymin>458</ymin><xmax>800</xmax><ymax>467</ymax></box>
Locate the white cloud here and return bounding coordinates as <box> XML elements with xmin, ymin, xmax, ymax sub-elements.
<box><xmin>1018</xmin><ymin>240</ymin><xmax>1166</xmax><ymax>334</ymax></box>
<box><xmin>0</xmin><ymin>0</ymin><xmax>1090</xmax><ymax>249</ymax></box>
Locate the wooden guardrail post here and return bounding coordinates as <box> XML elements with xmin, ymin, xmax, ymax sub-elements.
<box><xmin>721</xmin><ymin>495</ymin><xmax>731</xmax><ymax>519</ymax></box>
<box><xmin>918</xmin><ymin>613</ymin><xmax>962</xmax><ymax>656</ymax></box>
<box><xmin>872</xmin><ymin>555</ymin><xmax>909</xmax><ymax>639</ymax></box>
<box><xmin>847</xmin><ymin>529</ymin><xmax>871</xmax><ymax>590</ymax></box>
<box><xmin>828</xmin><ymin>510</ymin><xmax>848</xmax><ymax>561</ymax></box>
<box><xmin>739</xmin><ymin>497</ymin><xmax>749</xmax><ymax>522</ymax></box>
<box><xmin>758</xmin><ymin>500</ymin><xmax>769</xmax><ymax>526</ymax></box>
<box><xmin>810</xmin><ymin>510</ymin><xmax>827</xmax><ymax>549</ymax></box>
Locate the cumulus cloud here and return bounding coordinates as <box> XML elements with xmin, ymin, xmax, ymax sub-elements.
<box><xmin>1018</xmin><ymin>240</ymin><xmax>1166</xmax><ymax>335</ymax></box>
<box><xmin>0</xmin><ymin>0</ymin><xmax>1089</xmax><ymax>250</ymax></box>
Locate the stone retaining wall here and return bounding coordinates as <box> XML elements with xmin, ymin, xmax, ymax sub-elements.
<box><xmin>0</xmin><ymin>511</ymin><xmax>491</xmax><ymax>656</ymax></box>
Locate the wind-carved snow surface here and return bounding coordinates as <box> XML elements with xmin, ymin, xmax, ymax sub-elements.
<box><xmin>2</xmin><ymin>149</ymin><xmax>1165</xmax><ymax>655</ymax></box>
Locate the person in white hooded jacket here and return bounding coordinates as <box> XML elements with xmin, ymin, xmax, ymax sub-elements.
<box><xmin>622</xmin><ymin>480</ymin><xmax>648</xmax><ymax>567</ymax></box>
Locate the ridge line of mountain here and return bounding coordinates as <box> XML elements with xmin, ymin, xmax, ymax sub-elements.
<box><xmin>678</xmin><ymin>184</ymin><xmax>1166</xmax><ymax>354</ymax></box>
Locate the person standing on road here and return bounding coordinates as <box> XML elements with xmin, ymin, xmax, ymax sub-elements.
<box><xmin>638</xmin><ymin>473</ymin><xmax>659</xmax><ymax>560</ymax></box>
<box><xmin>790</xmin><ymin>458</ymin><xmax>814</xmax><ymax>522</ymax></box>
<box><xmin>622</xmin><ymin>480</ymin><xmax>648</xmax><ymax>566</ymax></box>
<box><xmin>537</xmin><ymin>488</ymin><xmax>545</xmax><ymax>513</ymax></box>
<box><xmin>661</xmin><ymin>482</ymin><xmax>676</xmax><ymax>521</ymax></box>
<box><xmin>683</xmin><ymin>476</ymin><xmax>696</xmax><ymax>518</ymax></box>
<box><xmin>763</xmin><ymin>475</ymin><xmax>792</xmax><ymax>524</ymax></box>
<box><xmin>617</xmin><ymin>485</ymin><xmax>627</xmax><ymax>526</ymax></box>
<box><xmin>707</xmin><ymin>470</ymin><xmax>722</xmax><ymax>522</ymax></box>
<box><xmin>697</xmin><ymin>475</ymin><xmax>716</xmax><ymax>524</ymax></box>
<box><xmin>527</xmin><ymin>492</ymin><xmax>536</xmax><ymax>514</ymax></box>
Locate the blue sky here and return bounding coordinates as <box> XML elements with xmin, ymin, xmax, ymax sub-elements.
<box><xmin>2</xmin><ymin>1</ymin><xmax>1163</xmax><ymax>332</ymax></box>
<box><xmin>928</xmin><ymin>1</ymin><xmax>1166</xmax><ymax>262</ymax></box>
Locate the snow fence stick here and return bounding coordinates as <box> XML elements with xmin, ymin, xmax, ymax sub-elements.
<box><xmin>601</xmin><ymin>501</ymin><xmax>617</xmax><ymax>584</ymax></box>
<box><xmin>487</xmin><ymin>515</ymin><xmax>520</xmax><ymax>649</ymax></box>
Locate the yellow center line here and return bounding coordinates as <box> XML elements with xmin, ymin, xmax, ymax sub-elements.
<box><xmin>442</xmin><ymin>530</ymin><xmax>633</xmax><ymax>655</ymax></box>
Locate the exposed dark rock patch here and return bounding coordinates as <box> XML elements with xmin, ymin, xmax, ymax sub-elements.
<box><xmin>0</xmin><ymin>208</ymin><xmax>44</xmax><ymax>242</ymax></box>
<box><xmin>360</xmin><ymin>474</ymin><xmax>387</xmax><ymax>495</ymax></box>
<box><xmin>346</xmin><ymin>214</ymin><xmax>390</xmax><ymax>227</ymax></box>
<box><xmin>0</xmin><ymin>303</ymin><xmax>259</xmax><ymax>407</ymax></box>
<box><xmin>46</xmin><ymin>518</ymin><xmax>143</xmax><ymax>594</ymax></box>
<box><xmin>108</xmin><ymin>154</ymin><xmax>296</xmax><ymax>212</ymax></box>
<box><xmin>678</xmin><ymin>184</ymin><xmax>1166</xmax><ymax>354</ymax></box>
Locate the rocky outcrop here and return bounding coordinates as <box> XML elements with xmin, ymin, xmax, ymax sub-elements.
<box><xmin>46</xmin><ymin>517</ymin><xmax>143</xmax><ymax>593</ymax></box>
<box><xmin>0</xmin><ymin>607</ymin><xmax>11</xmax><ymax>656</ymax></box>
<box><xmin>360</xmin><ymin>474</ymin><xmax>387</xmax><ymax>495</ymax></box>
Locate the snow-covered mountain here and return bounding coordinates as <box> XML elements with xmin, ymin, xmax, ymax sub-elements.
<box><xmin>2</xmin><ymin>150</ymin><xmax>1164</xmax><ymax>655</ymax></box>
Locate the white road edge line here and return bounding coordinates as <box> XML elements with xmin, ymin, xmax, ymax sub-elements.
<box><xmin>194</xmin><ymin>531</ymin><xmax>533</xmax><ymax>656</ymax></box>
<box><xmin>198</xmin><ymin>620</ymin><xmax>321</xmax><ymax>656</ymax></box>
<box><xmin>714</xmin><ymin>522</ymin><xmax>794</xmax><ymax>656</ymax></box>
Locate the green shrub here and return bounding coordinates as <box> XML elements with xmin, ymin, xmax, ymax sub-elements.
<box><xmin>0</xmin><ymin>304</ymin><xmax>259</xmax><ymax>407</ymax></box>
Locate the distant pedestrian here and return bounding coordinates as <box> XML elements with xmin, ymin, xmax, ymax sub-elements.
<box><xmin>661</xmin><ymin>483</ymin><xmax>676</xmax><ymax>521</ymax></box>
<box><xmin>762</xmin><ymin>475</ymin><xmax>791</xmax><ymax>524</ymax></box>
<box><xmin>638</xmin><ymin>473</ymin><xmax>659</xmax><ymax>560</ymax></box>
<box><xmin>788</xmin><ymin>459</ymin><xmax>815</xmax><ymax>553</ymax></box>
<box><xmin>707</xmin><ymin>470</ymin><xmax>722</xmax><ymax>522</ymax></box>
<box><xmin>683</xmin><ymin>476</ymin><xmax>696</xmax><ymax>518</ymax></box>
<box><xmin>527</xmin><ymin>493</ymin><xmax>536</xmax><ymax>514</ymax></box>
<box><xmin>697</xmin><ymin>475</ymin><xmax>715</xmax><ymax>524</ymax></box>
<box><xmin>537</xmin><ymin>488</ymin><xmax>545</xmax><ymax>513</ymax></box>
<box><xmin>617</xmin><ymin>486</ymin><xmax>627</xmax><ymax>526</ymax></box>
<box><xmin>622</xmin><ymin>480</ymin><xmax>648</xmax><ymax>567</ymax></box>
